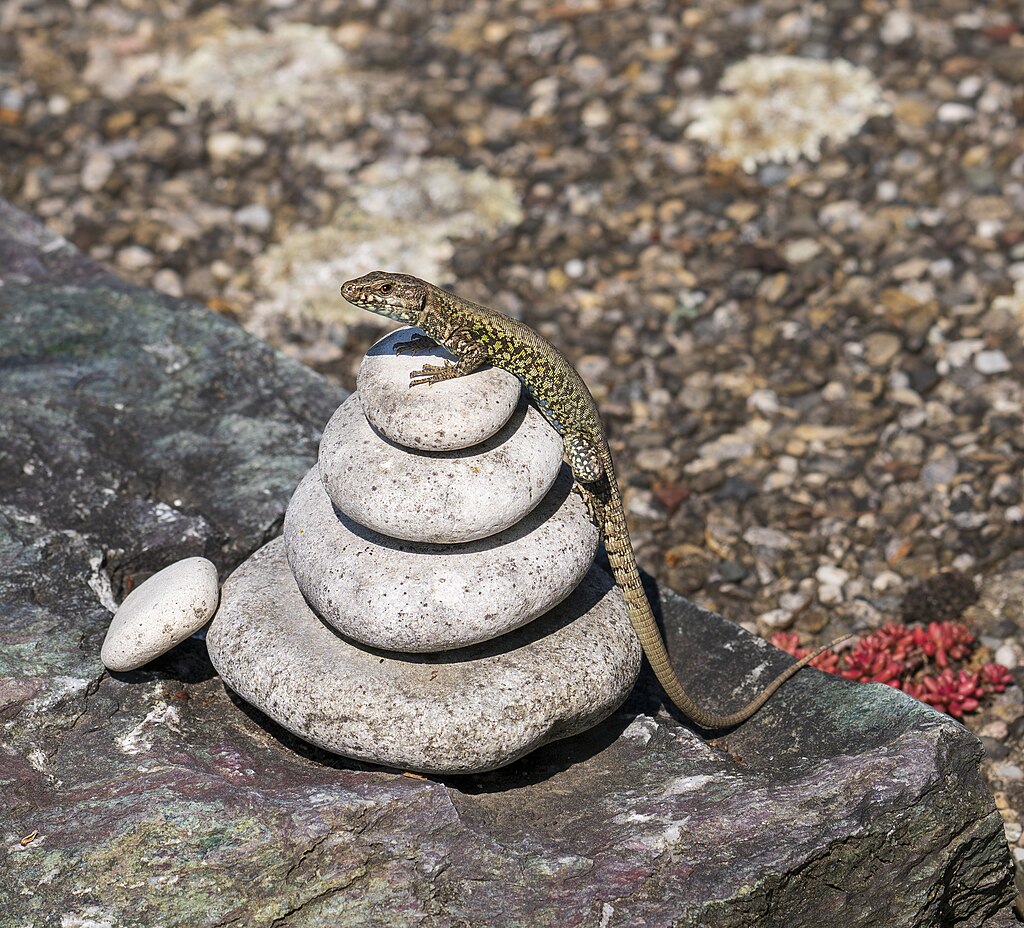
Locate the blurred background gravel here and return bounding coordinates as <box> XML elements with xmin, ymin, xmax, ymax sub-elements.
<box><xmin>2</xmin><ymin>0</ymin><xmax>1024</xmax><ymax>869</ymax></box>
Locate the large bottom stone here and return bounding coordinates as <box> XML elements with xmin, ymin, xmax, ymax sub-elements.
<box><xmin>206</xmin><ymin>537</ymin><xmax>641</xmax><ymax>773</ymax></box>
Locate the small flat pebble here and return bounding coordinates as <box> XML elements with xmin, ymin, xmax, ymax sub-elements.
<box><xmin>319</xmin><ymin>393</ymin><xmax>564</xmax><ymax>544</ymax></box>
<box><xmin>815</xmin><ymin>565</ymin><xmax>850</xmax><ymax>587</ymax></box>
<box><xmin>993</xmin><ymin>763</ymin><xmax>1024</xmax><ymax>783</ymax></box>
<box><xmin>974</xmin><ymin>350</ymin><xmax>1011</xmax><ymax>375</ymax></box>
<box><xmin>284</xmin><ymin>465</ymin><xmax>599</xmax><ymax>651</ymax></box>
<box><xmin>100</xmin><ymin>557</ymin><xmax>219</xmax><ymax>672</ymax></box>
<box><xmin>995</xmin><ymin>644</ymin><xmax>1018</xmax><ymax>670</ymax></box>
<box><xmin>357</xmin><ymin>327</ymin><xmax>522</xmax><ymax>452</ymax></box>
<box><xmin>937</xmin><ymin>102</ymin><xmax>974</xmax><ymax>123</ymax></box>
<box><xmin>206</xmin><ymin>538</ymin><xmax>640</xmax><ymax>774</ymax></box>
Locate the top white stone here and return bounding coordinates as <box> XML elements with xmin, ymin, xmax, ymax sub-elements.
<box><xmin>100</xmin><ymin>557</ymin><xmax>220</xmax><ymax>672</ymax></box>
<box><xmin>357</xmin><ymin>327</ymin><xmax>522</xmax><ymax>452</ymax></box>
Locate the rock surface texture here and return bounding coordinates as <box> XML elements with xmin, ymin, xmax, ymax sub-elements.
<box><xmin>0</xmin><ymin>202</ymin><xmax>1016</xmax><ymax>926</ymax></box>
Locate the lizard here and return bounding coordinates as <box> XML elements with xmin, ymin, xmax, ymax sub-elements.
<box><xmin>340</xmin><ymin>270</ymin><xmax>840</xmax><ymax>729</ymax></box>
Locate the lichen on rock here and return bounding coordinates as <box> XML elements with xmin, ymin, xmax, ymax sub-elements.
<box><xmin>250</xmin><ymin>157</ymin><xmax>523</xmax><ymax>338</ymax></box>
<box><xmin>685</xmin><ymin>55</ymin><xmax>890</xmax><ymax>173</ymax></box>
<box><xmin>160</xmin><ymin>23</ymin><xmax>364</xmax><ymax>131</ymax></box>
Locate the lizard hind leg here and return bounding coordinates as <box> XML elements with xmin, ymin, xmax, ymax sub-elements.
<box><xmin>572</xmin><ymin>480</ymin><xmax>603</xmax><ymax>527</ymax></box>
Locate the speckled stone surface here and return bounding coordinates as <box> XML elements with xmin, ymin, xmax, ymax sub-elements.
<box><xmin>357</xmin><ymin>327</ymin><xmax>522</xmax><ymax>452</ymax></box>
<box><xmin>207</xmin><ymin>537</ymin><xmax>640</xmax><ymax>773</ymax></box>
<box><xmin>319</xmin><ymin>392</ymin><xmax>564</xmax><ymax>544</ymax></box>
<box><xmin>100</xmin><ymin>557</ymin><xmax>219</xmax><ymax>671</ymax></box>
<box><xmin>284</xmin><ymin>465</ymin><xmax>598</xmax><ymax>651</ymax></box>
<box><xmin>1</xmin><ymin>202</ymin><xmax>1015</xmax><ymax>928</ymax></box>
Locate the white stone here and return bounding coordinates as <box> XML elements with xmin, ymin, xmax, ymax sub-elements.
<box><xmin>206</xmin><ymin>538</ymin><xmax>640</xmax><ymax>774</ymax></box>
<box><xmin>284</xmin><ymin>466</ymin><xmax>599</xmax><ymax>651</ymax></box>
<box><xmin>784</xmin><ymin>238</ymin><xmax>823</xmax><ymax>264</ymax></box>
<box><xmin>319</xmin><ymin>393</ymin><xmax>564</xmax><ymax>544</ymax></box>
<box><xmin>818</xmin><ymin>583</ymin><xmax>844</xmax><ymax>605</ymax></box>
<box><xmin>974</xmin><ymin>350</ymin><xmax>1011</xmax><ymax>375</ymax></box>
<box><xmin>757</xmin><ymin>608</ymin><xmax>794</xmax><ymax>630</ymax></box>
<box><xmin>357</xmin><ymin>327</ymin><xmax>521</xmax><ymax>452</ymax></box>
<box><xmin>81</xmin><ymin>151</ymin><xmax>115</xmax><ymax>192</ymax></box>
<box><xmin>100</xmin><ymin>558</ymin><xmax>219</xmax><ymax>672</ymax></box>
<box><xmin>815</xmin><ymin>565</ymin><xmax>850</xmax><ymax>587</ymax></box>
<box><xmin>206</xmin><ymin>131</ymin><xmax>246</xmax><ymax>161</ymax></box>
<box><xmin>235</xmin><ymin>203</ymin><xmax>272</xmax><ymax>231</ymax></box>
<box><xmin>993</xmin><ymin>762</ymin><xmax>1024</xmax><ymax>783</ymax></box>
<box><xmin>937</xmin><ymin>102</ymin><xmax>974</xmax><ymax>123</ymax></box>
<box><xmin>995</xmin><ymin>644</ymin><xmax>1019</xmax><ymax>670</ymax></box>
<box><xmin>880</xmin><ymin>10</ymin><xmax>914</xmax><ymax>45</ymax></box>
<box><xmin>872</xmin><ymin>570</ymin><xmax>903</xmax><ymax>592</ymax></box>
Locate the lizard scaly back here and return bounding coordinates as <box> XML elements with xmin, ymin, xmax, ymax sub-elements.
<box><xmin>341</xmin><ymin>271</ymin><xmax>834</xmax><ymax>729</ymax></box>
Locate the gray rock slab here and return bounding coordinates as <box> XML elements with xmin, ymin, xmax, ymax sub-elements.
<box><xmin>319</xmin><ymin>391</ymin><xmax>564</xmax><ymax>543</ymax></box>
<box><xmin>284</xmin><ymin>464</ymin><xmax>599</xmax><ymax>651</ymax></box>
<box><xmin>0</xmin><ymin>199</ymin><xmax>1015</xmax><ymax>926</ymax></box>
<box><xmin>207</xmin><ymin>537</ymin><xmax>639</xmax><ymax>773</ymax></box>
<box><xmin>100</xmin><ymin>557</ymin><xmax>219</xmax><ymax>671</ymax></box>
<box><xmin>358</xmin><ymin>326</ymin><xmax>522</xmax><ymax>451</ymax></box>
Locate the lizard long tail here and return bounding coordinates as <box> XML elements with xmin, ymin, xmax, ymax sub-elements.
<box><xmin>599</xmin><ymin>454</ymin><xmax>836</xmax><ymax>729</ymax></box>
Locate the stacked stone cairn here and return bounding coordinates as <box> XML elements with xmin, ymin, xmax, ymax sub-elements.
<box><xmin>203</xmin><ymin>329</ymin><xmax>641</xmax><ymax>774</ymax></box>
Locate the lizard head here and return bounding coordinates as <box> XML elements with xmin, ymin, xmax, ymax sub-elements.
<box><xmin>340</xmin><ymin>271</ymin><xmax>428</xmax><ymax>324</ymax></box>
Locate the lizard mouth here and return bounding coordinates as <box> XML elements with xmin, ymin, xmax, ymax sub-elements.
<box><xmin>340</xmin><ymin>280</ymin><xmax>366</xmax><ymax>304</ymax></box>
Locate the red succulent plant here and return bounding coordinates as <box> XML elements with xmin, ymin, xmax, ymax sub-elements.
<box><xmin>771</xmin><ymin>620</ymin><xmax>1015</xmax><ymax>719</ymax></box>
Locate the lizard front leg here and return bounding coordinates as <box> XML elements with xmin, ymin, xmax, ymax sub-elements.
<box><xmin>393</xmin><ymin>333</ymin><xmax>438</xmax><ymax>356</ymax></box>
<box><xmin>408</xmin><ymin>341</ymin><xmax>486</xmax><ymax>388</ymax></box>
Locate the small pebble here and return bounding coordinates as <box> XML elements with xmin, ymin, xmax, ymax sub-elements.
<box><xmin>235</xmin><ymin>203</ymin><xmax>272</xmax><ymax>231</ymax></box>
<box><xmin>880</xmin><ymin>10</ymin><xmax>914</xmax><ymax>44</ymax></box>
<box><xmin>937</xmin><ymin>102</ymin><xmax>974</xmax><ymax>123</ymax></box>
<box><xmin>818</xmin><ymin>583</ymin><xmax>844</xmax><ymax>605</ymax></box>
<box><xmin>995</xmin><ymin>645</ymin><xmax>1018</xmax><ymax>670</ymax></box>
<box><xmin>993</xmin><ymin>763</ymin><xmax>1024</xmax><ymax>783</ymax></box>
<box><xmin>101</xmin><ymin>557</ymin><xmax>219</xmax><ymax>672</ymax></box>
<box><xmin>974</xmin><ymin>350</ymin><xmax>1011</xmax><ymax>375</ymax></box>
<box><xmin>758</xmin><ymin>608</ymin><xmax>794</xmax><ymax>630</ymax></box>
<box><xmin>980</xmin><ymin>721</ymin><xmax>1009</xmax><ymax>740</ymax></box>
<box><xmin>872</xmin><ymin>571</ymin><xmax>903</xmax><ymax>592</ymax></box>
<box><xmin>816</xmin><ymin>565</ymin><xmax>850</xmax><ymax>587</ymax></box>
<box><xmin>783</xmin><ymin>238</ymin><xmax>822</xmax><ymax>264</ymax></box>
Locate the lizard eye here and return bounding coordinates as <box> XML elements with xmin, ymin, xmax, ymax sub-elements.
<box><xmin>379</xmin><ymin>283</ymin><xmax>393</xmax><ymax>294</ymax></box>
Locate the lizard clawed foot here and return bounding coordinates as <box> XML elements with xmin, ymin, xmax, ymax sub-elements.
<box><xmin>393</xmin><ymin>334</ymin><xmax>438</xmax><ymax>356</ymax></box>
<box><xmin>409</xmin><ymin>362</ymin><xmax>455</xmax><ymax>387</ymax></box>
<box><xmin>572</xmin><ymin>480</ymin><xmax>603</xmax><ymax>527</ymax></box>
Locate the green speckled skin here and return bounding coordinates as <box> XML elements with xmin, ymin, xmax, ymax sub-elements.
<box><xmin>341</xmin><ymin>272</ymin><xmax>828</xmax><ymax>729</ymax></box>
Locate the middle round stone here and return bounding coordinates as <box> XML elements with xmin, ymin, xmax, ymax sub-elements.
<box><xmin>319</xmin><ymin>393</ymin><xmax>565</xmax><ymax>544</ymax></box>
<box><xmin>285</xmin><ymin>466</ymin><xmax>599</xmax><ymax>652</ymax></box>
